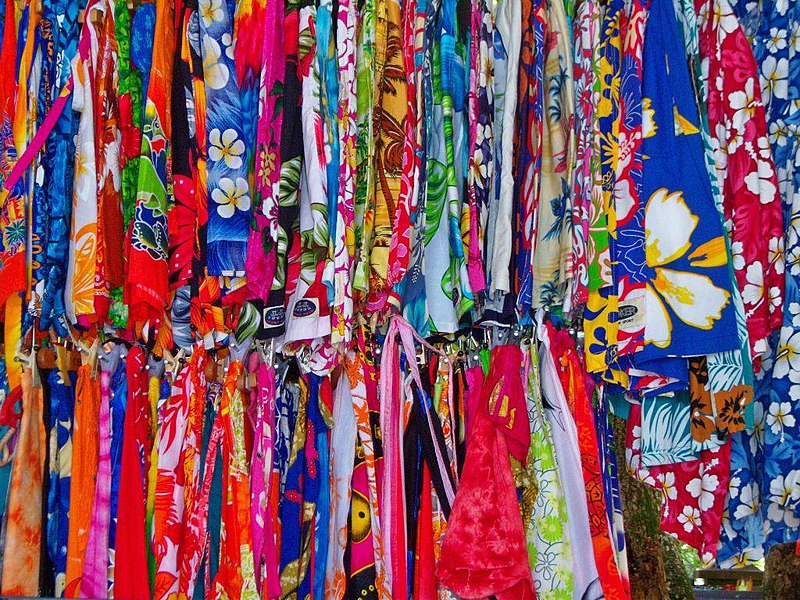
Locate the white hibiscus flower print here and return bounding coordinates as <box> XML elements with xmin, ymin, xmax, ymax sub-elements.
<box><xmin>743</xmin><ymin>158</ymin><xmax>777</xmax><ymax>205</ymax></box>
<box><xmin>766</xmin><ymin>400</ymin><xmax>796</xmax><ymax>435</ymax></box>
<box><xmin>761</xmin><ymin>56</ymin><xmax>789</xmax><ymax>102</ymax></box>
<box><xmin>712</xmin><ymin>0</ymin><xmax>738</xmax><ymax>35</ymax></box>
<box><xmin>769</xmin><ymin>472</ymin><xmax>800</xmax><ymax>508</ymax></box>
<box><xmin>769</xmin><ymin>120</ymin><xmax>789</xmax><ymax>147</ymax></box>
<box><xmin>721</xmin><ymin>547</ymin><xmax>764</xmax><ymax>569</ymax></box>
<box><xmin>744</xmin><ymin>172</ymin><xmax>761</xmax><ymax>196</ymax></box>
<box><xmin>209</xmin><ymin>128</ymin><xmax>245</xmax><ymax>169</ymax></box>
<box><xmin>767</xmin><ymin>502</ymin><xmax>800</xmax><ymax>528</ymax></box>
<box><xmin>727</xmin><ymin>123</ymin><xmax>745</xmax><ymax>154</ymax></box>
<box><xmin>222</xmin><ymin>32</ymin><xmax>236</xmax><ymax>60</ymax></box>
<box><xmin>789</xmin><ymin>302</ymin><xmax>800</xmax><ymax>328</ymax></box>
<box><xmin>730</xmin><ymin>240</ymin><xmax>745</xmax><ymax>271</ymax></box>
<box><xmin>656</xmin><ymin>472</ymin><xmax>678</xmax><ymax>500</ymax></box>
<box><xmin>678</xmin><ymin>506</ymin><xmax>701</xmax><ymax>533</ymax></box>
<box><xmin>643</xmin><ymin>189</ymin><xmax>731</xmax><ymax>348</ymax></box>
<box><xmin>767</xmin><ymin>473</ymin><xmax>800</xmax><ymax>528</ymax></box>
<box><xmin>769</xmin><ymin>286</ymin><xmax>781</xmax><ymax>309</ymax></box>
<box><xmin>710</xmin><ymin>131</ymin><xmax>728</xmax><ymax>174</ymax></box>
<box><xmin>788</xmin><ymin>369</ymin><xmax>800</xmax><ymax>401</ymax></box>
<box><xmin>687</xmin><ymin>472</ymin><xmax>720</xmax><ymax>511</ymax></box>
<box><xmin>472</xmin><ymin>147</ymin><xmax>489</xmax><ymax>182</ymax></box>
<box><xmin>757</xmin><ymin>161</ymin><xmax>778</xmax><ymax>205</ymax></box>
<box><xmin>742</xmin><ymin>262</ymin><xmax>764</xmax><ymax>306</ymax></box>
<box><xmin>733</xmin><ymin>482</ymin><xmax>760</xmax><ymax>520</ymax></box>
<box><xmin>729</xmin><ymin>476</ymin><xmax>742</xmax><ymax>498</ymax></box>
<box><xmin>766</xmin><ymin>27</ymin><xmax>787</xmax><ymax>52</ymax></box>
<box><xmin>769</xmin><ymin>236</ymin><xmax>784</xmax><ymax>274</ymax></box>
<box><xmin>729</xmin><ymin>78</ymin><xmax>759</xmax><ymax>133</ymax></box>
<box><xmin>478</xmin><ymin>38</ymin><xmax>492</xmax><ymax>88</ymax></box>
<box><xmin>212</xmin><ymin>177</ymin><xmax>251</xmax><ymax>218</ymax></box>
<box><xmin>786</xmin><ymin>242</ymin><xmax>800</xmax><ymax>278</ymax></box>
<box><xmin>756</xmin><ymin>133</ymin><xmax>774</xmax><ymax>162</ymax></box>
<box><xmin>773</xmin><ymin>327</ymin><xmax>800</xmax><ymax>379</ymax></box>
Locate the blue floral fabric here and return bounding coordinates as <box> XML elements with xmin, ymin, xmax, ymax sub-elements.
<box><xmin>38</xmin><ymin>0</ymin><xmax>79</xmax><ymax>337</ymax></box>
<box><xmin>200</xmin><ymin>0</ymin><xmax>252</xmax><ymax>276</ymax></box>
<box><xmin>719</xmin><ymin>0</ymin><xmax>800</xmax><ymax>565</ymax></box>
<box><xmin>636</xmin><ymin>0</ymin><xmax>740</xmax><ymax>383</ymax></box>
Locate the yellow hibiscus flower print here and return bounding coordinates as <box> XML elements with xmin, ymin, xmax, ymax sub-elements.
<box><xmin>644</xmin><ymin>188</ymin><xmax>731</xmax><ymax>348</ymax></box>
<box><xmin>642</xmin><ymin>97</ymin><xmax>657</xmax><ymax>139</ymax></box>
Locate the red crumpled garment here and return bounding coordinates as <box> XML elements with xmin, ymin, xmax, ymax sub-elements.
<box><xmin>437</xmin><ymin>346</ymin><xmax>536</xmax><ymax>600</ymax></box>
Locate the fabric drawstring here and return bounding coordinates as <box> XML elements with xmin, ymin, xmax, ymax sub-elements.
<box><xmin>379</xmin><ymin>315</ymin><xmax>451</xmax><ymax>598</ymax></box>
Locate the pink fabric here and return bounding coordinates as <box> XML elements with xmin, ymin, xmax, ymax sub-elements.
<box><xmin>464</xmin><ymin>366</ymin><xmax>484</xmax><ymax>442</ymax></box>
<box><xmin>379</xmin><ymin>316</ymin><xmax>448</xmax><ymax>599</ymax></box>
<box><xmin>80</xmin><ymin>368</ymin><xmax>112</xmax><ymax>598</ymax></box>
<box><xmin>250</xmin><ymin>361</ymin><xmax>281</xmax><ymax>598</ymax></box>
<box><xmin>695</xmin><ymin>0</ymin><xmax>784</xmax><ymax>360</ymax></box>
<box><xmin>3</xmin><ymin>78</ymin><xmax>74</xmax><ymax>192</ymax></box>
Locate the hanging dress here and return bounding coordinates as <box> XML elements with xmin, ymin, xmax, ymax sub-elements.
<box><xmin>0</xmin><ymin>368</ymin><xmax>45</xmax><ymax>596</ymax></box>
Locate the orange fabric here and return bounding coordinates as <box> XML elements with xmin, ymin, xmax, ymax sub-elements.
<box><xmin>550</xmin><ymin>325</ymin><xmax>629</xmax><ymax>600</ymax></box>
<box><xmin>0</xmin><ymin>368</ymin><xmax>45</xmax><ymax>595</ymax></box>
<box><xmin>64</xmin><ymin>364</ymin><xmax>102</xmax><ymax>597</ymax></box>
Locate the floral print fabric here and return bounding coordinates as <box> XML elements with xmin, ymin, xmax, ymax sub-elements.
<box><xmin>524</xmin><ymin>343</ymin><xmax>574</xmax><ymax>599</ymax></box>
<box><xmin>2</xmin><ymin>0</ymin><xmax>800</xmax><ymax>588</ymax></box>
<box><xmin>629</xmin><ymin>401</ymin><xmax>732</xmax><ymax>563</ymax></box>
<box><xmin>637</xmin><ymin>0</ymin><xmax>740</xmax><ymax>378</ymax></box>
<box><xmin>718</xmin><ymin>0</ymin><xmax>800</xmax><ymax>565</ymax></box>
<box><xmin>0</xmin><ymin>369</ymin><xmax>45</xmax><ymax>596</ymax></box>
<box><xmin>202</xmin><ymin>0</ymin><xmax>252</xmax><ymax>278</ymax></box>
<box><xmin>695</xmin><ymin>0</ymin><xmax>784</xmax><ymax>361</ymax></box>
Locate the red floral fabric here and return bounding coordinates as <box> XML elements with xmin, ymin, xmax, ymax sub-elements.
<box><xmin>627</xmin><ymin>403</ymin><xmax>731</xmax><ymax>563</ymax></box>
<box><xmin>695</xmin><ymin>0</ymin><xmax>784</xmax><ymax>361</ymax></box>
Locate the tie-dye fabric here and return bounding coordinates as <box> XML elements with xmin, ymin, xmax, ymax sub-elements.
<box><xmin>0</xmin><ymin>369</ymin><xmax>45</xmax><ymax>596</ymax></box>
